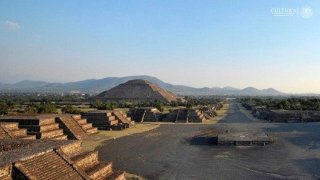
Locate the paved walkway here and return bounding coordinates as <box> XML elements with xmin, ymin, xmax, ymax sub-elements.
<box><xmin>98</xmin><ymin>103</ymin><xmax>320</xmax><ymax>180</ymax></box>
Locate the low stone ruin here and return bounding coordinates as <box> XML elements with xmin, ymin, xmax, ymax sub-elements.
<box><xmin>0</xmin><ymin>115</ymin><xmax>99</xmax><ymax>140</ymax></box>
<box><xmin>0</xmin><ymin>116</ymin><xmax>68</xmax><ymax>140</ymax></box>
<box><xmin>0</xmin><ymin>140</ymin><xmax>126</xmax><ymax>180</ymax></box>
<box><xmin>127</xmin><ymin>107</ymin><xmax>162</xmax><ymax>122</ymax></box>
<box><xmin>217</xmin><ymin>131</ymin><xmax>271</xmax><ymax>146</ymax></box>
<box><xmin>0</xmin><ymin>123</ymin><xmax>36</xmax><ymax>140</ymax></box>
<box><xmin>162</xmin><ymin>108</ymin><xmax>207</xmax><ymax>123</ymax></box>
<box><xmin>84</xmin><ymin>110</ymin><xmax>135</xmax><ymax>130</ymax></box>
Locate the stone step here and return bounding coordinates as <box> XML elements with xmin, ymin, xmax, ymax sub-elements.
<box><xmin>71</xmin><ymin>151</ymin><xmax>99</xmax><ymax>171</ymax></box>
<box><xmin>20</xmin><ymin>123</ymin><xmax>60</xmax><ymax>132</ymax></box>
<box><xmin>106</xmin><ymin>171</ymin><xmax>126</xmax><ymax>180</ymax></box>
<box><xmin>86</xmin><ymin>162</ymin><xmax>113</xmax><ymax>180</ymax></box>
<box><xmin>1</xmin><ymin>123</ymin><xmax>19</xmax><ymax>130</ymax></box>
<box><xmin>30</xmin><ymin>129</ymin><xmax>64</xmax><ymax>139</ymax></box>
<box><xmin>19</xmin><ymin>135</ymin><xmax>36</xmax><ymax>140</ymax></box>
<box><xmin>71</xmin><ymin>115</ymin><xmax>82</xmax><ymax>120</ymax></box>
<box><xmin>0</xmin><ymin>127</ymin><xmax>11</xmax><ymax>139</ymax></box>
<box><xmin>85</xmin><ymin>127</ymin><xmax>98</xmax><ymax>135</ymax></box>
<box><xmin>107</xmin><ymin>116</ymin><xmax>116</xmax><ymax>121</ymax></box>
<box><xmin>15</xmin><ymin>151</ymin><xmax>82</xmax><ymax>179</ymax></box>
<box><xmin>108</xmin><ymin>120</ymin><xmax>119</xmax><ymax>126</ymax></box>
<box><xmin>37</xmin><ymin>117</ymin><xmax>57</xmax><ymax>126</ymax></box>
<box><xmin>58</xmin><ymin>141</ymin><xmax>82</xmax><ymax>157</ymax></box>
<box><xmin>77</xmin><ymin>119</ymin><xmax>87</xmax><ymax>125</ymax></box>
<box><xmin>51</xmin><ymin>134</ymin><xmax>68</xmax><ymax>140</ymax></box>
<box><xmin>81</xmin><ymin>123</ymin><xmax>93</xmax><ymax>130</ymax></box>
<box><xmin>9</xmin><ymin>129</ymin><xmax>27</xmax><ymax>138</ymax></box>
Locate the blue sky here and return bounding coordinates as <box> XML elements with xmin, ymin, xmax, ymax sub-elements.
<box><xmin>1</xmin><ymin>0</ymin><xmax>320</xmax><ymax>93</ymax></box>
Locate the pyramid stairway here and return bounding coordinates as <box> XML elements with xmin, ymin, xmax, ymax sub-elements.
<box><xmin>85</xmin><ymin>111</ymin><xmax>132</xmax><ymax>130</ymax></box>
<box><xmin>0</xmin><ymin>116</ymin><xmax>68</xmax><ymax>140</ymax></box>
<box><xmin>71</xmin><ymin>115</ymin><xmax>99</xmax><ymax>135</ymax></box>
<box><xmin>57</xmin><ymin>141</ymin><xmax>126</xmax><ymax>180</ymax></box>
<box><xmin>112</xmin><ymin>110</ymin><xmax>135</xmax><ymax>127</ymax></box>
<box><xmin>0</xmin><ymin>140</ymin><xmax>126</xmax><ymax>180</ymax></box>
<box><xmin>0</xmin><ymin>123</ymin><xmax>36</xmax><ymax>140</ymax></box>
<box><xmin>55</xmin><ymin>115</ymin><xmax>97</xmax><ymax>140</ymax></box>
<box><xmin>163</xmin><ymin>108</ymin><xmax>207</xmax><ymax>123</ymax></box>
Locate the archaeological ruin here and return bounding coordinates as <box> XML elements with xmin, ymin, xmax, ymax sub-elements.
<box><xmin>0</xmin><ymin>140</ymin><xmax>126</xmax><ymax>179</ymax></box>
<box><xmin>84</xmin><ymin>110</ymin><xmax>135</xmax><ymax>130</ymax></box>
<box><xmin>95</xmin><ymin>79</ymin><xmax>178</xmax><ymax>102</ymax></box>
<box><xmin>162</xmin><ymin>108</ymin><xmax>207</xmax><ymax>123</ymax></box>
<box><xmin>127</xmin><ymin>107</ymin><xmax>162</xmax><ymax>122</ymax></box>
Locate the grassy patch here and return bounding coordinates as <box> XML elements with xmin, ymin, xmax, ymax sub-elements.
<box><xmin>81</xmin><ymin>123</ymin><xmax>160</xmax><ymax>151</ymax></box>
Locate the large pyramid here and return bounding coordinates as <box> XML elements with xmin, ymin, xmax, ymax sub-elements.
<box><xmin>96</xmin><ymin>79</ymin><xmax>177</xmax><ymax>102</ymax></box>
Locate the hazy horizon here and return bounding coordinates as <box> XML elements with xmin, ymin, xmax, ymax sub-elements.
<box><xmin>1</xmin><ymin>1</ymin><xmax>320</xmax><ymax>94</ymax></box>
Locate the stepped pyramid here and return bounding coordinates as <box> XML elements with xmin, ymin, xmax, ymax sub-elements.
<box><xmin>96</xmin><ymin>79</ymin><xmax>177</xmax><ymax>102</ymax></box>
<box><xmin>0</xmin><ymin>140</ymin><xmax>126</xmax><ymax>180</ymax></box>
<box><xmin>163</xmin><ymin>108</ymin><xmax>207</xmax><ymax>123</ymax></box>
<box><xmin>85</xmin><ymin>110</ymin><xmax>134</xmax><ymax>130</ymax></box>
<box><xmin>0</xmin><ymin>116</ymin><xmax>68</xmax><ymax>140</ymax></box>
<box><xmin>128</xmin><ymin>107</ymin><xmax>162</xmax><ymax>122</ymax></box>
<box><xmin>0</xmin><ymin>123</ymin><xmax>36</xmax><ymax>140</ymax></box>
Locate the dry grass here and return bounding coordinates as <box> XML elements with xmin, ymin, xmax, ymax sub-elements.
<box><xmin>125</xmin><ymin>173</ymin><xmax>146</xmax><ymax>180</ymax></box>
<box><xmin>81</xmin><ymin>123</ymin><xmax>160</xmax><ymax>151</ymax></box>
<box><xmin>203</xmin><ymin>103</ymin><xmax>230</xmax><ymax>124</ymax></box>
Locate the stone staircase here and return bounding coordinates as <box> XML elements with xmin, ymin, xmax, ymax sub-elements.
<box><xmin>0</xmin><ymin>116</ymin><xmax>68</xmax><ymax>140</ymax></box>
<box><xmin>163</xmin><ymin>108</ymin><xmax>206</xmax><ymax>123</ymax></box>
<box><xmin>55</xmin><ymin>115</ymin><xmax>89</xmax><ymax>140</ymax></box>
<box><xmin>57</xmin><ymin>141</ymin><xmax>126</xmax><ymax>180</ymax></box>
<box><xmin>0</xmin><ymin>140</ymin><xmax>126</xmax><ymax>180</ymax></box>
<box><xmin>112</xmin><ymin>110</ymin><xmax>135</xmax><ymax>127</ymax></box>
<box><xmin>0</xmin><ymin>123</ymin><xmax>36</xmax><ymax>140</ymax></box>
<box><xmin>85</xmin><ymin>111</ymin><xmax>128</xmax><ymax>130</ymax></box>
<box><xmin>188</xmin><ymin>109</ymin><xmax>206</xmax><ymax>123</ymax></box>
<box><xmin>71</xmin><ymin>115</ymin><xmax>98</xmax><ymax>135</ymax></box>
<box><xmin>15</xmin><ymin>151</ymin><xmax>83</xmax><ymax>180</ymax></box>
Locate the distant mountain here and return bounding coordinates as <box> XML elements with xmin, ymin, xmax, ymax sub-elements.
<box><xmin>0</xmin><ymin>75</ymin><xmax>286</xmax><ymax>96</ymax></box>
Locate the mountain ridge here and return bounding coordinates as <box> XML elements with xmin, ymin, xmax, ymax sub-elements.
<box><xmin>0</xmin><ymin>75</ymin><xmax>286</xmax><ymax>96</ymax></box>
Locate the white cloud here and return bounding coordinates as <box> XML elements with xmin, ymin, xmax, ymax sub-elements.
<box><xmin>4</xmin><ymin>20</ymin><xmax>20</xmax><ymax>30</ymax></box>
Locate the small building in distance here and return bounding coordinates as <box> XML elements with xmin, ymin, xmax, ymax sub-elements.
<box><xmin>95</xmin><ymin>79</ymin><xmax>178</xmax><ymax>103</ymax></box>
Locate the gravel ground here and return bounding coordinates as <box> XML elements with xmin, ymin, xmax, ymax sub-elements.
<box><xmin>98</xmin><ymin>103</ymin><xmax>320</xmax><ymax>180</ymax></box>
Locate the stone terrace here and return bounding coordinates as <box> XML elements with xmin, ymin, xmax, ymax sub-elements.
<box><xmin>0</xmin><ymin>140</ymin><xmax>126</xmax><ymax>180</ymax></box>
<box><xmin>163</xmin><ymin>108</ymin><xmax>207</xmax><ymax>123</ymax></box>
<box><xmin>84</xmin><ymin>110</ymin><xmax>134</xmax><ymax>130</ymax></box>
<box><xmin>0</xmin><ymin>123</ymin><xmax>36</xmax><ymax>140</ymax></box>
<box><xmin>128</xmin><ymin>107</ymin><xmax>161</xmax><ymax>122</ymax></box>
<box><xmin>0</xmin><ymin>116</ymin><xmax>67</xmax><ymax>140</ymax></box>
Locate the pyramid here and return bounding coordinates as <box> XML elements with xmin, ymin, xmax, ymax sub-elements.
<box><xmin>96</xmin><ymin>79</ymin><xmax>177</xmax><ymax>102</ymax></box>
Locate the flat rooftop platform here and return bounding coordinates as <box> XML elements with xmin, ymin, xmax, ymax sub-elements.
<box><xmin>218</xmin><ymin>132</ymin><xmax>271</xmax><ymax>146</ymax></box>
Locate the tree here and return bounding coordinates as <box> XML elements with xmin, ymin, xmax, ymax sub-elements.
<box><xmin>62</xmin><ymin>105</ymin><xmax>81</xmax><ymax>114</ymax></box>
<box><xmin>38</xmin><ymin>102</ymin><xmax>58</xmax><ymax>114</ymax></box>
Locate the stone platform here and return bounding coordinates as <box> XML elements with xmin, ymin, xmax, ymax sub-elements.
<box><xmin>217</xmin><ymin>132</ymin><xmax>271</xmax><ymax>146</ymax></box>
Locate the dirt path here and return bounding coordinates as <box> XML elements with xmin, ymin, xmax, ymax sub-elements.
<box><xmin>98</xmin><ymin>103</ymin><xmax>320</xmax><ymax>180</ymax></box>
